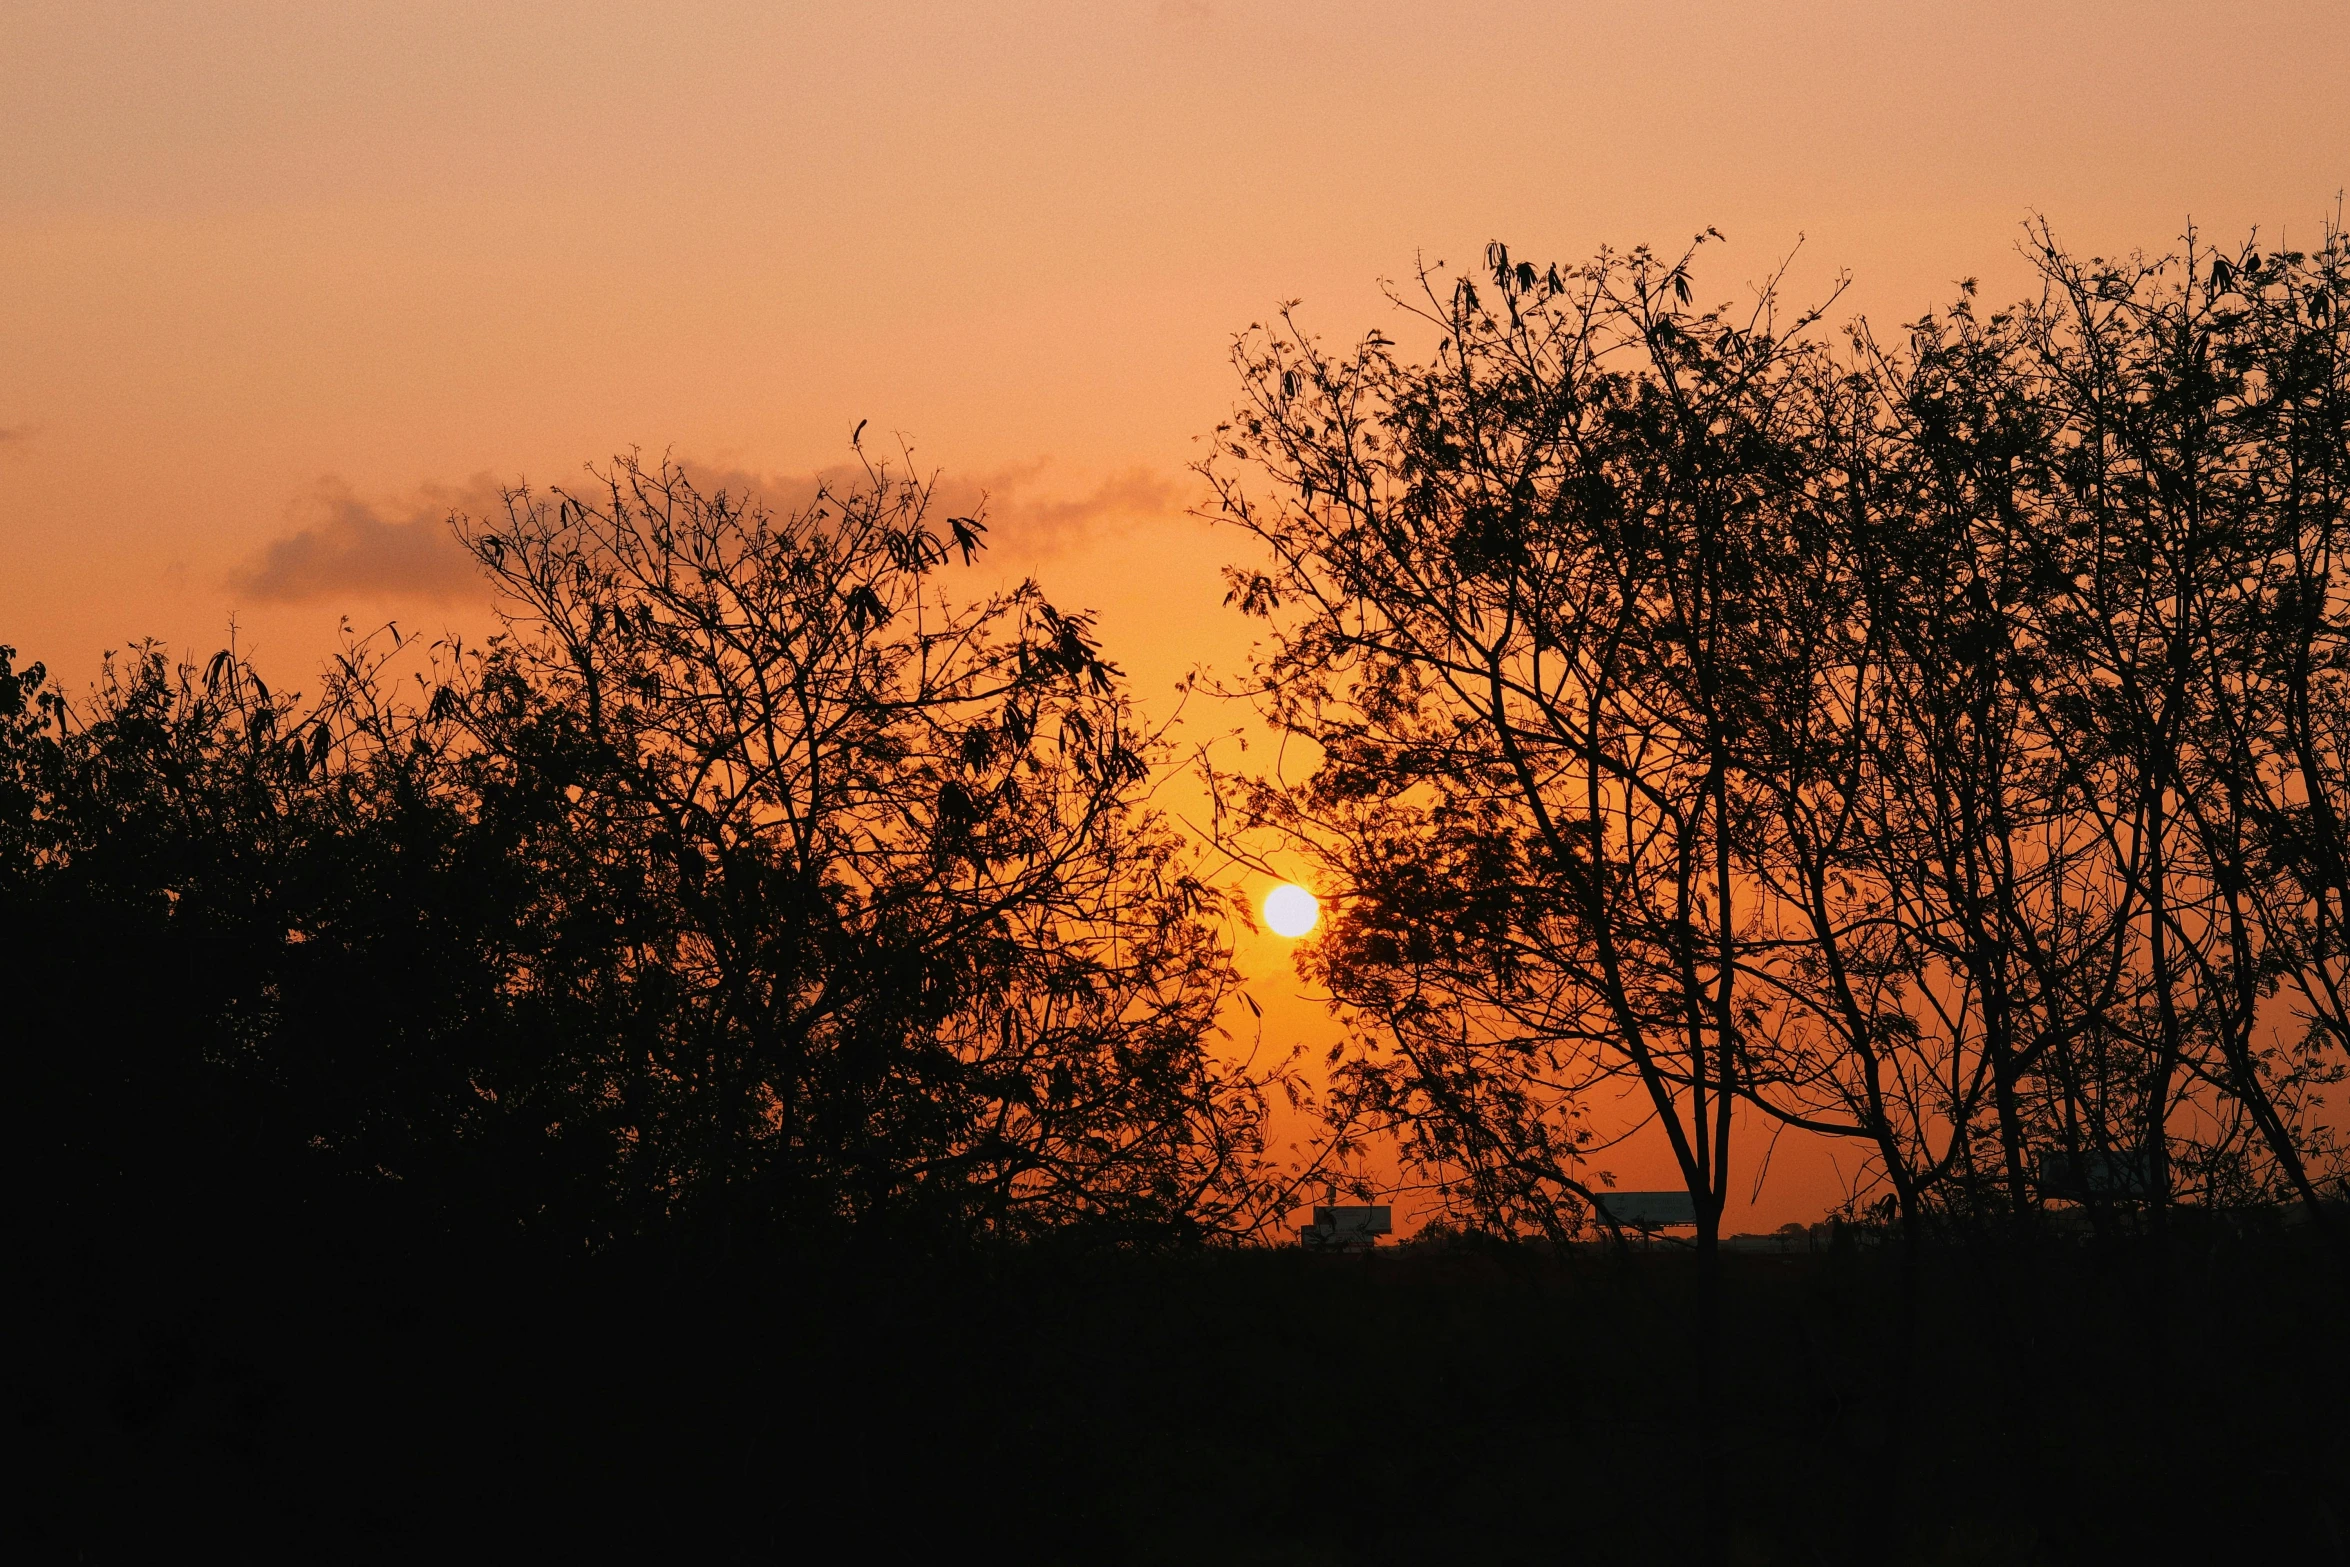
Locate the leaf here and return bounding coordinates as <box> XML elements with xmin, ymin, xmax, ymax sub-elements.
<box><xmin>948</xmin><ymin>515</ymin><xmax>988</xmax><ymax>565</ymax></box>
<box><xmin>845</xmin><ymin>583</ymin><xmax>889</xmax><ymax>631</ymax></box>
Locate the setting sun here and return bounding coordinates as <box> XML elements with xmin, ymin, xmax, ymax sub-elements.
<box><xmin>1263</xmin><ymin>883</ymin><xmax>1320</xmax><ymax>939</ymax></box>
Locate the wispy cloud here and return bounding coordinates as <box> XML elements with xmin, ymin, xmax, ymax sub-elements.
<box><xmin>227</xmin><ymin>475</ymin><xmax>499</xmax><ymax>604</ymax></box>
<box><xmin>668</xmin><ymin>455</ymin><xmax>1185</xmax><ymax>560</ymax></box>
<box><xmin>991</xmin><ymin>465</ymin><xmax>1184</xmax><ymax>555</ymax></box>
<box><xmin>230</xmin><ymin>455</ymin><xmax>1190</xmax><ymax>606</ymax></box>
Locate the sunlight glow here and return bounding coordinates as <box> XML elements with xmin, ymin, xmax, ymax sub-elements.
<box><xmin>1263</xmin><ymin>882</ymin><xmax>1320</xmax><ymax>939</ymax></box>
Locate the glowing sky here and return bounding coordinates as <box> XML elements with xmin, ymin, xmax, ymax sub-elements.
<box><xmin>5</xmin><ymin>0</ymin><xmax>2346</xmax><ymax>1227</ymax></box>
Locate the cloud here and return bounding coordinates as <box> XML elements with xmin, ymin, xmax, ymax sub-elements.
<box><xmin>228</xmin><ymin>474</ymin><xmax>500</xmax><ymax>604</ymax></box>
<box><xmin>666</xmin><ymin>455</ymin><xmax>1186</xmax><ymax>561</ymax></box>
<box><xmin>989</xmin><ymin>465</ymin><xmax>1184</xmax><ymax>556</ymax></box>
<box><xmin>661</xmin><ymin>458</ymin><xmax>874</xmax><ymax>520</ymax></box>
<box><xmin>228</xmin><ymin>454</ymin><xmax>1192</xmax><ymax>606</ymax></box>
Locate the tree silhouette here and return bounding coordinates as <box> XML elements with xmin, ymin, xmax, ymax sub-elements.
<box><xmin>1200</xmin><ymin>238</ymin><xmax>1867</xmax><ymax>1548</ymax></box>
<box><xmin>1203</xmin><ymin>219</ymin><xmax>2350</xmax><ymax>1546</ymax></box>
<box><xmin>1</xmin><ymin>454</ymin><xmax>1288</xmax><ymax>1256</ymax></box>
<box><xmin>447</xmin><ymin>452</ymin><xmax>1284</xmax><ymax>1244</ymax></box>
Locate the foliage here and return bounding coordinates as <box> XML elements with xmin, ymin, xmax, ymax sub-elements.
<box><xmin>1204</xmin><ymin>222</ymin><xmax>2350</xmax><ymax>1254</ymax></box>
<box><xmin>0</xmin><ymin>455</ymin><xmax>1285</xmax><ymax>1251</ymax></box>
<box><xmin>1202</xmin><ymin>238</ymin><xmax>1865</xmax><ymax>1245</ymax></box>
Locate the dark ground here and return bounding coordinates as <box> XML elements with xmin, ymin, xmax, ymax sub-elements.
<box><xmin>12</xmin><ymin>1217</ymin><xmax>2348</xmax><ymax>1564</ymax></box>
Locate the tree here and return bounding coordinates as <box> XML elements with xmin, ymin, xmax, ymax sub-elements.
<box><xmin>449</xmin><ymin>451</ymin><xmax>1283</xmax><ymax>1244</ymax></box>
<box><xmin>1201</xmin><ymin>239</ymin><xmax>1876</xmax><ymax>1545</ymax></box>
<box><xmin>0</xmin><ymin>626</ymin><xmax>625</xmax><ymax>1248</ymax></box>
<box><xmin>1841</xmin><ymin>223</ymin><xmax>2350</xmax><ymax>1250</ymax></box>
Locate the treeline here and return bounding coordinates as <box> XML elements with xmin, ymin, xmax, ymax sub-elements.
<box><xmin>2</xmin><ymin>457</ymin><xmax>1287</xmax><ymax>1255</ymax></box>
<box><xmin>1207</xmin><ymin>219</ymin><xmax>2350</xmax><ymax>1263</ymax></box>
<box><xmin>9</xmin><ymin>219</ymin><xmax>2350</xmax><ymax>1272</ymax></box>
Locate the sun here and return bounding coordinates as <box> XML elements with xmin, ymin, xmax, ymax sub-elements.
<box><xmin>1263</xmin><ymin>882</ymin><xmax>1321</xmax><ymax>938</ymax></box>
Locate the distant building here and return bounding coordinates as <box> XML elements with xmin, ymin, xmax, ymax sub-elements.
<box><xmin>1298</xmin><ymin>1205</ymin><xmax>1392</xmax><ymax>1250</ymax></box>
<box><xmin>1586</xmin><ymin>1190</ymin><xmax>1697</xmax><ymax>1233</ymax></box>
<box><xmin>2035</xmin><ymin>1148</ymin><xmax>2157</xmax><ymax>1202</ymax></box>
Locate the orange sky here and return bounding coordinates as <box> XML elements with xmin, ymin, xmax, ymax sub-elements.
<box><xmin>6</xmin><ymin>0</ymin><xmax>2347</xmax><ymax>1230</ymax></box>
